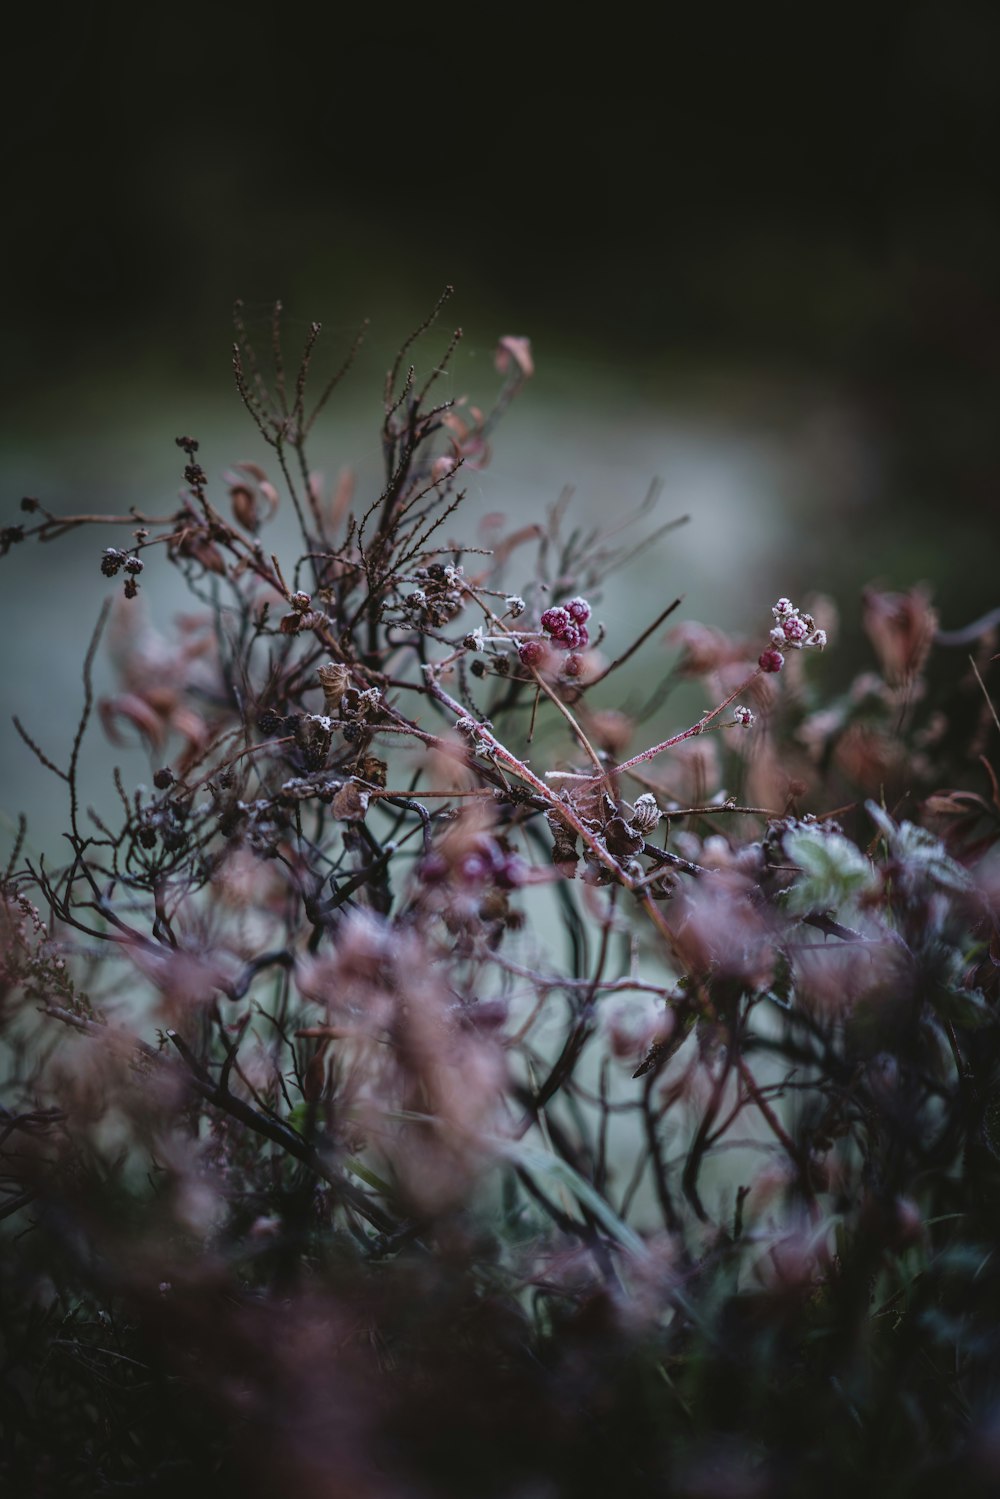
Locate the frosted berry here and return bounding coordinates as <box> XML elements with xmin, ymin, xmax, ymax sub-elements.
<box><xmin>518</xmin><ymin>639</ymin><xmax>545</xmax><ymax>668</ymax></box>
<box><xmin>759</xmin><ymin>648</ymin><xmax>785</xmax><ymax>673</ymax></box>
<box><xmin>565</xmin><ymin>596</ymin><xmax>591</xmax><ymax>624</ymax></box>
<box><xmin>540</xmin><ymin>606</ymin><xmax>572</xmax><ymax>639</ymax></box>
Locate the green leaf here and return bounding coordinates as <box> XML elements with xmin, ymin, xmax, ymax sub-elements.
<box><xmin>783</xmin><ymin>826</ymin><xmax>876</xmax><ymax>915</ymax></box>
<box><xmin>930</xmin><ymin>986</ymin><xmax>994</xmax><ymax>1030</ymax></box>
<box><xmin>499</xmin><ymin>1138</ymin><xmax>647</xmax><ymax>1257</ymax></box>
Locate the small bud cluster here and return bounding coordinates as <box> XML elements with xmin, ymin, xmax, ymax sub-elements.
<box><xmin>175</xmin><ymin>435</ymin><xmax>207</xmax><ymax>493</ymax></box>
<box><xmin>769</xmin><ymin>598</ymin><xmax>827</xmax><ymax>653</ymax></box>
<box><xmin>733</xmin><ymin>705</ymin><xmax>756</xmax><ymax>727</ymax></box>
<box><xmin>759</xmin><ymin>598</ymin><xmax>827</xmax><ymax>673</ymax></box>
<box><xmin>406</xmin><ymin>563</ymin><xmax>466</xmax><ymax>627</ymax></box>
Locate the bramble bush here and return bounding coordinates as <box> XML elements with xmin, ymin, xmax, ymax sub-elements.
<box><xmin>2</xmin><ymin>291</ymin><xmax>1000</xmax><ymax>1497</ymax></box>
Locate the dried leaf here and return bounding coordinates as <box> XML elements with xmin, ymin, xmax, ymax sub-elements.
<box><xmin>99</xmin><ymin>693</ymin><xmax>167</xmax><ymax>752</ymax></box>
<box><xmin>317</xmin><ymin>661</ymin><xmax>350</xmax><ymax>711</ymax></box>
<box><xmin>495</xmin><ymin>335</ymin><xmax>534</xmax><ymax>380</ymax></box>
<box><xmin>604</xmin><ymin>817</ymin><xmax>645</xmax><ymax>859</ymax></box>
<box><xmin>331</xmin><ymin>782</ymin><xmax>370</xmax><ymax>821</ymax></box>
<box><xmin>359</xmin><ymin>755</ymin><xmax>388</xmax><ymax>788</ymax></box>
<box><xmin>862</xmin><ymin>585</ymin><xmax>938</xmax><ymax>687</ymax></box>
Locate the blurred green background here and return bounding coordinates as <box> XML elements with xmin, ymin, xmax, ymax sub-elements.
<box><xmin>3</xmin><ymin>1</ymin><xmax>999</xmax><ymax>852</ymax></box>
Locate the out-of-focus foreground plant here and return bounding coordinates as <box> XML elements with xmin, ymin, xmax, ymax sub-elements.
<box><xmin>2</xmin><ymin>291</ymin><xmax>1000</xmax><ymax>1498</ymax></box>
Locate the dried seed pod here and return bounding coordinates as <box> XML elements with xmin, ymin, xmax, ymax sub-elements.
<box><xmin>294</xmin><ymin>714</ymin><xmax>334</xmax><ymax>771</ymax></box>
<box><xmin>630</xmin><ymin>793</ymin><xmax>661</xmax><ymax>833</ymax></box>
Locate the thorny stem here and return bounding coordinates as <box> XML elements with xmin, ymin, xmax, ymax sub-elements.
<box><xmin>579</xmin><ymin>667</ymin><xmax>764</xmax><ymax>786</ymax></box>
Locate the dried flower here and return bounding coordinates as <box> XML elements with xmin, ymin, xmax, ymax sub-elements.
<box><xmin>630</xmin><ymin>793</ymin><xmax>662</xmax><ymax>832</ymax></box>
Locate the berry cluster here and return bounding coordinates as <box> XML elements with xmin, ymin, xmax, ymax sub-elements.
<box><xmin>540</xmin><ymin>596</ymin><xmax>591</xmax><ymax>650</ymax></box>
<box><xmin>100</xmin><ymin>548</ymin><xmax>145</xmax><ymax>598</ymax></box>
<box><xmin>759</xmin><ymin>597</ymin><xmax>827</xmax><ymax>673</ymax></box>
<box><xmin>420</xmin><ymin>838</ymin><xmax>527</xmax><ymax>890</ymax></box>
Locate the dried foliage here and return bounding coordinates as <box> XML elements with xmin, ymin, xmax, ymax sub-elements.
<box><xmin>3</xmin><ymin>295</ymin><xmax>1000</xmax><ymax>1497</ymax></box>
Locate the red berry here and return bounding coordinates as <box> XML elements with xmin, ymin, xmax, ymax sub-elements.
<box><xmin>518</xmin><ymin>639</ymin><xmax>545</xmax><ymax>667</ymax></box>
<box><xmin>758</xmin><ymin>648</ymin><xmax>785</xmax><ymax>673</ymax></box>
<box><xmin>566</xmin><ymin>596</ymin><xmax>591</xmax><ymax>624</ymax></box>
<box><xmin>540</xmin><ymin>606</ymin><xmax>572</xmax><ymax>638</ymax></box>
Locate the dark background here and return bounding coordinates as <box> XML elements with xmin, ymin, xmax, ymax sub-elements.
<box><xmin>2</xmin><ymin>1</ymin><xmax>999</xmax><ymax>665</ymax></box>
